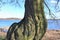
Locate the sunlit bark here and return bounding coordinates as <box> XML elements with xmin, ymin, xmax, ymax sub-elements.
<box><xmin>6</xmin><ymin>0</ymin><xmax>47</xmax><ymax>40</ymax></box>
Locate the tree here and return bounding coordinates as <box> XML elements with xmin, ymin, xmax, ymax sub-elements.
<box><xmin>6</xmin><ymin>0</ymin><xmax>47</xmax><ymax>40</ymax></box>
<box><xmin>0</xmin><ymin>0</ymin><xmax>59</xmax><ymax>40</ymax></box>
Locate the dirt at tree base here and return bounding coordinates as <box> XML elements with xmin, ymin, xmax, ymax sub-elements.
<box><xmin>0</xmin><ymin>29</ymin><xmax>60</xmax><ymax>40</ymax></box>
<box><xmin>42</xmin><ymin>30</ymin><xmax>60</xmax><ymax>40</ymax></box>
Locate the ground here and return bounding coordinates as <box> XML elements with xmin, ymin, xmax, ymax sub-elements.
<box><xmin>0</xmin><ymin>28</ymin><xmax>60</xmax><ymax>40</ymax></box>
<box><xmin>42</xmin><ymin>30</ymin><xmax>60</xmax><ymax>40</ymax></box>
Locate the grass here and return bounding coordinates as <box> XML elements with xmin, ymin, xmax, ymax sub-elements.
<box><xmin>0</xmin><ymin>36</ymin><xmax>5</xmax><ymax>40</ymax></box>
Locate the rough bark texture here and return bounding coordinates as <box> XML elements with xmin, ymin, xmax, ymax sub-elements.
<box><xmin>6</xmin><ymin>0</ymin><xmax>47</xmax><ymax>40</ymax></box>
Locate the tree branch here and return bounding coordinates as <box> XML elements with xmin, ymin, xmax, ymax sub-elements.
<box><xmin>44</xmin><ymin>1</ymin><xmax>56</xmax><ymax>19</ymax></box>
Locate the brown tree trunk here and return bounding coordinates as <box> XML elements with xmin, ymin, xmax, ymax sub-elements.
<box><xmin>6</xmin><ymin>0</ymin><xmax>47</xmax><ymax>40</ymax></box>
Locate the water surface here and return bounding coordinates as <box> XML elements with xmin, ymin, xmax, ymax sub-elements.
<box><xmin>0</xmin><ymin>19</ymin><xmax>60</xmax><ymax>30</ymax></box>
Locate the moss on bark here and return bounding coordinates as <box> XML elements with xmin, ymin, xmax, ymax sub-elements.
<box><xmin>6</xmin><ymin>0</ymin><xmax>47</xmax><ymax>40</ymax></box>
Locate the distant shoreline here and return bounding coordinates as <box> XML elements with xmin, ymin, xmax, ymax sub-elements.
<box><xmin>0</xmin><ymin>18</ymin><xmax>60</xmax><ymax>20</ymax></box>
<box><xmin>0</xmin><ymin>18</ymin><xmax>22</xmax><ymax>20</ymax></box>
<box><xmin>47</xmin><ymin>19</ymin><xmax>60</xmax><ymax>20</ymax></box>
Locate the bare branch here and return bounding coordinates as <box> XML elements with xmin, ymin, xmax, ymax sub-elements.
<box><xmin>55</xmin><ymin>0</ymin><xmax>60</xmax><ymax>11</ymax></box>
<box><xmin>15</xmin><ymin>0</ymin><xmax>20</xmax><ymax>7</ymax></box>
<box><xmin>44</xmin><ymin>1</ymin><xmax>56</xmax><ymax>19</ymax></box>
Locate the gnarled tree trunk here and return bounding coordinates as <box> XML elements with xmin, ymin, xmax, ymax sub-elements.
<box><xmin>6</xmin><ymin>0</ymin><xmax>47</xmax><ymax>40</ymax></box>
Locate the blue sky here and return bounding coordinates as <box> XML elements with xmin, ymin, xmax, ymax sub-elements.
<box><xmin>44</xmin><ymin>0</ymin><xmax>60</xmax><ymax>19</ymax></box>
<box><xmin>0</xmin><ymin>0</ymin><xmax>25</xmax><ymax>19</ymax></box>
<box><xmin>0</xmin><ymin>0</ymin><xmax>60</xmax><ymax>19</ymax></box>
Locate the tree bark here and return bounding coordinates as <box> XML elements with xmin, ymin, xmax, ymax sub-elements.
<box><xmin>6</xmin><ymin>0</ymin><xmax>47</xmax><ymax>40</ymax></box>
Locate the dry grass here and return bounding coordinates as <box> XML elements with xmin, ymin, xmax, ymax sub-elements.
<box><xmin>42</xmin><ymin>30</ymin><xmax>60</xmax><ymax>40</ymax></box>
<box><xmin>0</xmin><ymin>29</ymin><xmax>60</xmax><ymax>40</ymax></box>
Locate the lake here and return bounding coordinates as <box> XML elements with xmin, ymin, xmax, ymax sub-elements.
<box><xmin>0</xmin><ymin>19</ymin><xmax>60</xmax><ymax>30</ymax></box>
<box><xmin>47</xmin><ymin>19</ymin><xmax>60</xmax><ymax>30</ymax></box>
<box><xmin>0</xmin><ymin>20</ymin><xmax>20</xmax><ymax>28</ymax></box>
